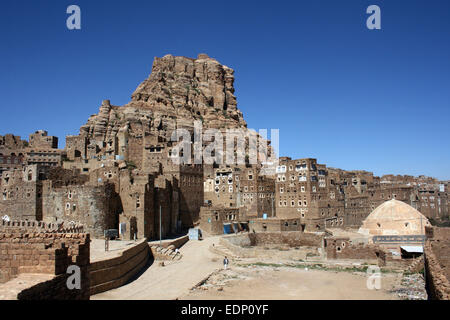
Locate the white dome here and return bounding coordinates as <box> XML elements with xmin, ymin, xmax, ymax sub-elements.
<box><xmin>358</xmin><ymin>199</ymin><xmax>430</xmax><ymax>236</ymax></box>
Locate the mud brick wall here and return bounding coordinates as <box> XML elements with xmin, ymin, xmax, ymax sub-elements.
<box><xmin>325</xmin><ymin>238</ymin><xmax>381</xmax><ymax>261</ymax></box>
<box><xmin>89</xmin><ymin>238</ymin><xmax>150</xmax><ymax>295</ymax></box>
<box><xmin>250</xmin><ymin>231</ymin><xmax>323</xmax><ymax>248</ymax></box>
<box><xmin>223</xmin><ymin>232</ymin><xmax>323</xmax><ymax>248</ymax></box>
<box><xmin>0</xmin><ymin>226</ymin><xmax>90</xmax><ymax>299</ymax></box>
<box><xmin>424</xmin><ymin>226</ymin><xmax>450</xmax><ymax>300</ymax></box>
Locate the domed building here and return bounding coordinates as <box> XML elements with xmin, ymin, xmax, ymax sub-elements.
<box><xmin>359</xmin><ymin>199</ymin><xmax>431</xmax><ymax>236</ymax></box>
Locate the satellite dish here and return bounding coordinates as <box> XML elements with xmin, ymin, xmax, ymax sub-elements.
<box><xmin>2</xmin><ymin>215</ymin><xmax>10</xmax><ymax>222</ymax></box>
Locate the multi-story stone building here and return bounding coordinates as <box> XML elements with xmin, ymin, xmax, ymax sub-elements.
<box><xmin>274</xmin><ymin>157</ymin><xmax>345</xmax><ymax>231</ymax></box>
<box><xmin>0</xmin><ymin>165</ymin><xmax>46</xmax><ymax>221</ymax></box>
<box><xmin>204</xmin><ymin>164</ymin><xmax>275</xmax><ymax>218</ymax></box>
<box><xmin>0</xmin><ymin>131</ymin><xmax>64</xmax><ymax>176</ymax></box>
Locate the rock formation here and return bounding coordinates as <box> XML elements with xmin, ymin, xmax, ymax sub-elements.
<box><xmin>79</xmin><ymin>54</ymin><xmax>248</xmax><ymax>143</ymax></box>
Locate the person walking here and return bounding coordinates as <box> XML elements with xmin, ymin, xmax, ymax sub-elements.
<box><xmin>223</xmin><ymin>256</ymin><xmax>229</xmax><ymax>270</ymax></box>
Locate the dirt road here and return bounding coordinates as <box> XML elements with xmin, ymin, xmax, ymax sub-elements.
<box><xmin>91</xmin><ymin>236</ymin><xmax>222</xmax><ymax>300</ymax></box>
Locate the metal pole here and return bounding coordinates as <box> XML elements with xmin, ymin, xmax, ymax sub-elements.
<box><xmin>159</xmin><ymin>205</ymin><xmax>162</xmax><ymax>247</ymax></box>
<box><xmin>420</xmin><ymin>216</ymin><xmax>423</xmax><ymax>245</ymax></box>
<box><xmin>271</xmin><ymin>194</ymin><xmax>274</xmax><ymax>217</ymax></box>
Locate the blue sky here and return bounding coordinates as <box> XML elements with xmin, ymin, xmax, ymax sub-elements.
<box><xmin>1</xmin><ymin>0</ymin><xmax>449</xmax><ymax>179</ymax></box>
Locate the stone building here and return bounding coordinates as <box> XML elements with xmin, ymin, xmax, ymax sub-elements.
<box><xmin>1</xmin><ymin>54</ymin><xmax>448</xmax><ymax>245</ymax></box>
<box><xmin>0</xmin><ymin>131</ymin><xmax>64</xmax><ymax>177</ymax></box>
<box><xmin>42</xmin><ymin>180</ymin><xmax>121</xmax><ymax>239</ymax></box>
<box><xmin>0</xmin><ymin>165</ymin><xmax>51</xmax><ymax>221</ymax></box>
<box><xmin>358</xmin><ymin>199</ymin><xmax>431</xmax><ymax>255</ymax></box>
<box><xmin>274</xmin><ymin>157</ymin><xmax>345</xmax><ymax>231</ymax></box>
<box><xmin>204</xmin><ymin>164</ymin><xmax>275</xmax><ymax>219</ymax></box>
<box><xmin>359</xmin><ymin>199</ymin><xmax>431</xmax><ymax>237</ymax></box>
<box><xmin>198</xmin><ymin>206</ymin><xmax>242</xmax><ymax>235</ymax></box>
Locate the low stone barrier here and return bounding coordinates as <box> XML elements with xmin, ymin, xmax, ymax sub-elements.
<box><xmin>89</xmin><ymin>239</ymin><xmax>151</xmax><ymax>295</ymax></box>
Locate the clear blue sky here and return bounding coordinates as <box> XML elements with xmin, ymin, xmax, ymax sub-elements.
<box><xmin>1</xmin><ymin>0</ymin><xmax>449</xmax><ymax>179</ymax></box>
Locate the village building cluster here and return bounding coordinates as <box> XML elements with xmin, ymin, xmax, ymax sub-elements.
<box><xmin>1</xmin><ymin>127</ymin><xmax>448</xmax><ymax>241</ymax></box>
<box><xmin>0</xmin><ymin>54</ymin><xmax>449</xmax><ymax>300</ymax></box>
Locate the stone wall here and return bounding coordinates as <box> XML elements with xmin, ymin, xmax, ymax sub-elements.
<box><xmin>0</xmin><ymin>222</ymin><xmax>90</xmax><ymax>299</ymax></box>
<box><xmin>249</xmin><ymin>218</ymin><xmax>303</xmax><ymax>233</ymax></box>
<box><xmin>160</xmin><ymin>235</ymin><xmax>189</xmax><ymax>249</ymax></box>
<box><xmin>89</xmin><ymin>238</ymin><xmax>150</xmax><ymax>295</ymax></box>
<box><xmin>250</xmin><ymin>231</ymin><xmax>323</xmax><ymax>248</ymax></box>
<box><xmin>222</xmin><ymin>231</ymin><xmax>323</xmax><ymax>248</ymax></box>
<box><xmin>424</xmin><ymin>226</ymin><xmax>450</xmax><ymax>300</ymax></box>
<box><xmin>325</xmin><ymin>237</ymin><xmax>381</xmax><ymax>261</ymax></box>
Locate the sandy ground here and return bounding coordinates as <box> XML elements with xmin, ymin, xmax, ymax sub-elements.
<box><xmin>182</xmin><ymin>265</ymin><xmax>402</xmax><ymax>300</ymax></box>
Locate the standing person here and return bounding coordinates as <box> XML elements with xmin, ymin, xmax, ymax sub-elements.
<box><xmin>223</xmin><ymin>256</ymin><xmax>229</xmax><ymax>270</ymax></box>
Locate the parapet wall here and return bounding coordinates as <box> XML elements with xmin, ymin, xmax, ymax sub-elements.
<box><xmin>89</xmin><ymin>238</ymin><xmax>151</xmax><ymax>295</ymax></box>
<box><xmin>159</xmin><ymin>235</ymin><xmax>189</xmax><ymax>249</ymax></box>
<box><xmin>424</xmin><ymin>226</ymin><xmax>450</xmax><ymax>300</ymax></box>
<box><xmin>1</xmin><ymin>220</ymin><xmax>84</xmax><ymax>234</ymax></box>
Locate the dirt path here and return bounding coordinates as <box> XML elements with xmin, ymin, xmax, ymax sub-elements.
<box><xmin>91</xmin><ymin>236</ymin><xmax>222</xmax><ymax>300</ymax></box>
<box><xmin>91</xmin><ymin>235</ymin><xmax>404</xmax><ymax>300</ymax></box>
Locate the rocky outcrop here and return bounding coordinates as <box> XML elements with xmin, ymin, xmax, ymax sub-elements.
<box><xmin>78</xmin><ymin>54</ymin><xmax>248</xmax><ymax>143</ymax></box>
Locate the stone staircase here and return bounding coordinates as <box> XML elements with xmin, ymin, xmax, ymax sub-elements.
<box><xmin>149</xmin><ymin>244</ymin><xmax>182</xmax><ymax>261</ymax></box>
